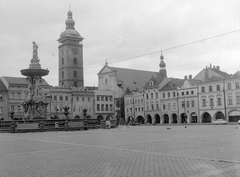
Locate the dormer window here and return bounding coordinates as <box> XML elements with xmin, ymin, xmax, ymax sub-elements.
<box><xmin>150</xmin><ymin>81</ymin><xmax>154</xmax><ymax>86</ymax></box>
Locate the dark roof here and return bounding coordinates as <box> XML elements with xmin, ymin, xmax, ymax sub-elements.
<box><xmin>0</xmin><ymin>79</ymin><xmax>7</xmax><ymax>91</ymax></box>
<box><xmin>3</xmin><ymin>76</ymin><xmax>49</xmax><ymax>86</ymax></box>
<box><xmin>143</xmin><ymin>74</ymin><xmax>166</xmax><ymax>89</ymax></box>
<box><xmin>161</xmin><ymin>78</ymin><xmax>184</xmax><ymax>91</ymax></box>
<box><xmin>110</xmin><ymin>67</ymin><xmax>158</xmax><ymax>91</ymax></box>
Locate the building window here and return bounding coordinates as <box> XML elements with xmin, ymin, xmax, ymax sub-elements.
<box><xmin>210</xmin><ymin>98</ymin><xmax>214</xmax><ymax>106</ymax></box>
<box><xmin>173</xmin><ymin>92</ymin><xmax>176</xmax><ymax>97</ymax></box>
<box><xmin>142</xmin><ymin>107</ymin><xmax>144</xmax><ymax>111</ymax></box>
<box><xmin>186</xmin><ymin>101</ymin><xmax>189</xmax><ymax>108</ymax></box>
<box><xmin>156</xmin><ymin>104</ymin><xmax>159</xmax><ymax>110</ymax></box>
<box><xmin>59</xmin><ymin>95</ymin><xmax>63</xmax><ymax>101</ymax></box>
<box><xmin>76</xmin><ymin>97</ymin><xmax>79</xmax><ymax>101</ymax></box>
<box><xmin>109</xmin><ymin>104</ymin><xmax>112</xmax><ymax>111</ymax></box>
<box><xmin>217</xmin><ymin>98</ymin><xmax>221</xmax><ymax>106</ymax></box>
<box><xmin>151</xmin><ymin>104</ymin><xmax>154</xmax><ymax>110</ymax></box>
<box><xmin>146</xmin><ymin>94</ymin><xmax>149</xmax><ymax>99</ymax></box>
<box><xmin>135</xmin><ymin>108</ymin><xmax>137</xmax><ymax>112</ymax></box>
<box><xmin>227</xmin><ymin>83</ymin><xmax>231</xmax><ymax>90</ymax></box>
<box><xmin>138</xmin><ymin>108</ymin><xmax>140</xmax><ymax>112</ymax></box>
<box><xmin>130</xmin><ymin>108</ymin><xmax>132</xmax><ymax>113</ymax></box>
<box><xmin>168</xmin><ymin>103</ymin><xmax>171</xmax><ymax>110</ymax></box>
<box><xmin>182</xmin><ymin>92</ymin><xmax>184</xmax><ymax>96</ymax></box>
<box><xmin>182</xmin><ymin>101</ymin><xmax>185</xmax><ymax>108</ymax></box>
<box><xmin>97</xmin><ymin>104</ymin><xmax>100</xmax><ymax>111</ymax></box>
<box><xmin>216</xmin><ymin>85</ymin><xmax>220</xmax><ymax>91</ymax></box>
<box><xmin>88</xmin><ymin>97</ymin><xmax>90</xmax><ymax>102</ymax></box>
<box><xmin>202</xmin><ymin>99</ymin><xmax>206</xmax><ymax>107</ymax></box>
<box><xmin>209</xmin><ymin>86</ymin><xmax>212</xmax><ymax>92</ymax></box>
<box><xmin>236</xmin><ymin>82</ymin><xmax>239</xmax><ymax>89</ymax></box>
<box><xmin>74</xmin><ymin>81</ymin><xmax>77</xmax><ymax>87</ymax></box>
<box><xmin>236</xmin><ymin>95</ymin><xmax>240</xmax><ymax>104</ymax></box>
<box><xmin>65</xmin><ymin>96</ymin><xmax>68</xmax><ymax>101</ymax></box>
<box><xmin>62</xmin><ymin>58</ymin><xmax>64</xmax><ymax>65</ymax></box>
<box><xmin>0</xmin><ymin>107</ymin><xmax>3</xmax><ymax>114</ymax></box>
<box><xmin>201</xmin><ymin>87</ymin><xmax>205</xmax><ymax>92</ymax></box>
<box><xmin>101</xmin><ymin>104</ymin><xmax>104</xmax><ymax>111</ymax></box>
<box><xmin>105</xmin><ymin>96</ymin><xmax>108</xmax><ymax>101</ymax></box>
<box><xmin>73</xmin><ymin>57</ymin><xmax>77</xmax><ymax>65</ymax></box>
<box><xmin>163</xmin><ymin>104</ymin><xmax>166</xmax><ymax>110</ymax></box>
<box><xmin>97</xmin><ymin>96</ymin><xmax>100</xmax><ymax>101</ymax></box>
<box><xmin>150</xmin><ymin>81</ymin><xmax>154</xmax><ymax>86</ymax></box>
<box><xmin>10</xmin><ymin>93</ymin><xmax>14</xmax><ymax>99</ymax></box>
<box><xmin>151</xmin><ymin>93</ymin><xmax>153</xmax><ymax>99</ymax></box>
<box><xmin>62</xmin><ymin>71</ymin><xmax>64</xmax><ymax>79</ymax></box>
<box><xmin>186</xmin><ymin>91</ymin><xmax>189</xmax><ymax>95</ymax></box>
<box><xmin>73</xmin><ymin>71</ymin><xmax>77</xmax><ymax>77</ymax></box>
<box><xmin>110</xmin><ymin>96</ymin><xmax>112</xmax><ymax>101</ymax></box>
<box><xmin>54</xmin><ymin>95</ymin><xmax>57</xmax><ymax>101</ymax></box>
<box><xmin>156</xmin><ymin>92</ymin><xmax>158</xmax><ymax>99</ymax></box>
<box><xmin>101</xmin><ymin>96</ymin><xmax>104</xmax><ymax>101</ymax></box>
<box><xmin>106</xmin><ymin>104</ymin><xmax>108</xmax><ymax>111</ymax></box>
<box><xmin>162</xmin><ymin>93</ymin><xmax>165</xmax><ymax>98</ymax></box>
<box><xmin>82</xmin><ymin>97</ymin><xmax>85</xmax><ymax>102</ymax></box>
<box><xmin>126</xmin><ymin>108</ymin><xmax>129</xmax><ymax>113</ymax></box>
<box><xmin>191</xmin><ymin>100</ymin><xmax>194</xmax><ymax>107</ymax></box>
<box><xmin>173</xmin><ymin>103</ymin><xmax>176</xmax><ymax>110</ymax></box>
<box><xmin>168</xmin><ymin>92</ymin><xmax>170</xmax><ymax>98</ymax></box>
<box><xmin>228</xmin><ymin>96</ymin><xmax>233</xmax><ymax>105</ymax></box>
<box><xmin>191</xmin><ymin>91</ymin><xmax>194</xmax><ymax>95</ymax></box>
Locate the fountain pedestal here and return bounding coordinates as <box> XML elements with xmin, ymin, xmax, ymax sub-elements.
<box><xmin>21</xmin><ymin>42</ymin><xmax>49</xmax><ymax>120</ymax></box>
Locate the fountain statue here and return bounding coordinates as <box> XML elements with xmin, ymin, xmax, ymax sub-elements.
<box><xmin>20</xmin><ymin>42</ymin><xmax>49</xmax><ymax>120</ymax></box>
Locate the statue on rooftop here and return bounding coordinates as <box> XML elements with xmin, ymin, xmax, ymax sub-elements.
<box><xmin>32</xmin><ymin>41</ymin><xmax>38</xmax><ymax>58</ymax></box>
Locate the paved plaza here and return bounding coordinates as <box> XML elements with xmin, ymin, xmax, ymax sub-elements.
<box><xmin>0</xmin><ymin>124</ymin><xmax>240</xmax><ymax>177</ymax></box>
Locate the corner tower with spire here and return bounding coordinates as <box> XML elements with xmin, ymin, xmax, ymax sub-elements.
<box><xmin>58</xmin><ymin>8</ymin><xmax>84</xmax><ymax>87</ymax></box>
<box><xmin>159</xmin><ymin>51</ymin><xmax>167</xmax><ymax>77</ymax></box>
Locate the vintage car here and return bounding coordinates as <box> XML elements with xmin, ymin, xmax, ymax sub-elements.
<box><xmin>212</xmin><ymin>119</ymin><xmax>227</xmax><ymax>125</ymax></box>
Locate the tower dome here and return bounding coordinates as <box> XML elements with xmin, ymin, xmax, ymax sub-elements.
<box><xmin>159</xmin><ymin>51</ymin><xmax>167</xmax><ymax>77</ymax></box>
<box><xmin>60</xmin><ymin>10</ymin><xmax>83</xmax><ymax>39</ymax></box>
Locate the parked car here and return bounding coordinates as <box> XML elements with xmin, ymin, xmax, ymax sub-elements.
<box><xmin>212</xmin><ymin>119</ymin><xmax>227</xmax><ymax>125</ymax></box>
<box><xmin>238</xmin><ymin>119</ymin><xmax>240</xmax><ymax>124</ymax></box>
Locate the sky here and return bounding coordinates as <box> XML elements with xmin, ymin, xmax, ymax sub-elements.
<box><xmin>0</xmin><ymin>0</ymin><xmax>240</xmax><ymax>87</ymax></box>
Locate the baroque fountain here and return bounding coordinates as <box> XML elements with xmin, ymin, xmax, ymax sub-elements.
<box><xmin>21</xmin><ymin>42</ymin><xmax>49</xmax><ymax>120</ymax></box>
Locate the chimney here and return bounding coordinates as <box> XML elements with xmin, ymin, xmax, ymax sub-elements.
<box><xmin>216</xmin><ymin>66</ymin><xmax>220</xmax><ymax>70</ymax></box>
<box><xmin>210</xmin><ymin>63</ymin><xmax>212</xmax><ymax>68</ymax></box>
<box><xmin>189</xmin><ymin>75</ymin><xmax>192</xmax><ymax>79</ymax></box>
<box><xmin>184</xmin><ymin>75</ymin><xmax>187</xmax><ymax>80</ymax></box>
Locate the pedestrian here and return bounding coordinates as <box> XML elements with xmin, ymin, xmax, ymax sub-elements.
<box><xmin>55</xmin><ymin>122</ymin><xmax>59</xmax><ymax>131</ymax></box>
<box><xmin>106</xmin><ymin>119</ymin><xmax>111</xmax><ymax>129</ymax></box>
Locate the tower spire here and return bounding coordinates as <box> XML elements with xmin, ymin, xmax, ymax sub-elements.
<box><xmin>159</xmin><ymin>51</ymin><xmax>167</xmax><ymax>77</ymax></box>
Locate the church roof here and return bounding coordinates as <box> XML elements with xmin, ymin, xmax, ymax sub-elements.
<box><xmin>110</xmin><ymin>66</ymin><xmax>158</xmax><ymax>92</ymax></box>
<box><xmin>143</xmin><ymin>74</ymin><xmax>166</xmax><ymax>89</ymax></box>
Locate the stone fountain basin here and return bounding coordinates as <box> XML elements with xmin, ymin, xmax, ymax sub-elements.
<box><xmin>21</xmin><ymin>69</ymin><xmax>49</xmax><ymax>77</ymax></box>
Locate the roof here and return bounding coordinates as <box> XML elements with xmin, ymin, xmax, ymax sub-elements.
<box><xmin>194</xmin><ymin>67</ymin><xmax>231</xmax><ymax>81</ymax></box>
<box><xmin>0</xmin><ymin>79</ymin><xmax>7</xmax><ymax>91</ymax></box>
<box><xmin>230</xmin><ymin>71</ymin><xmax>240</xmax><ymax>78</ymax></box>
<box><xmin>110</xmin><ymin>66</ymin><xmax>158</xmax><ymax>92</ymax></box>
<box><xmin>2</xmin><ymin>76</ymin><xmax>49</xmax><ymax>86</ymax></box>
<box><xmin>143</xmin><ymin>74</ymin><xmax>166</xmax><ymax>89</ymax></box>
<box><xmin>178</xmin><ymin>79</ymin><xmax>202</xmax><ymax>88</ymax></box>
<box><xmin>161</xmin><ymin>78</ymin><xmax>184</xmax><ymax>91</ymax></box>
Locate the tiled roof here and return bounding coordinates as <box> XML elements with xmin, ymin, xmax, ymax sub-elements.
<box><xmin>3</xmin><ymin>76</ymin><xmax>49</xmax><ymax>86</ymax></box>
<box><xmin>110</xmin><ymin>67</ymin><xmax>158</xmax><ymax>91</ymax></box>
<box><xmin>0</xmin><ymin>79</ymin><xmax>7</xmax><ymax>91</ymax></box>
<box><xmin>211</xmin><ymin>68</ymin><xmax>231</xmax><ymax>78</ymax></box>
<box><xmin>161</xmin><ymin>78</ymin><xmax>184</xmax><ymax>91</ymax></box>
<box><xmin>144</xmin><ymin>74</ymin><xmax>166</xmax><ymax>89</ymax></box>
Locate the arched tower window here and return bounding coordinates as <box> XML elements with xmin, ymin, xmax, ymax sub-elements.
<box><xmin>73</xmin><ymin>57</ymin><xmax>77</xmax><ymax>65</ymax></box>
<box><xmin>62</xmin><ymin>58</ymin><xmax>64</xmax><ymax>65</ymax></box>
<box><xmin>62</xmin><ymin>71</ymin><xmax>64</xmax><ymax>78</ymax></box>
<box><xmin>74</xmin><ymin>81</ymin><xmax>77</xmax><ymax>87</ymax></box>
<box><xmin>73</xmin><ymin>71</ymin><xmax>77</xmax><ymax>77</ymax></box>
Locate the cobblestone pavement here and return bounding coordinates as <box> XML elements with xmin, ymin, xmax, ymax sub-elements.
<box><xmin>0</xmin><ymin>124</ymin><xmax>240</xmax><ymax>177</ymax></box>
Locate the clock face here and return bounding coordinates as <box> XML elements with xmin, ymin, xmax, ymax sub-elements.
<box><xmin>72</xmin><ymin>48</ymin><xmax>78</xmax><ymax>54</ymax></box>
